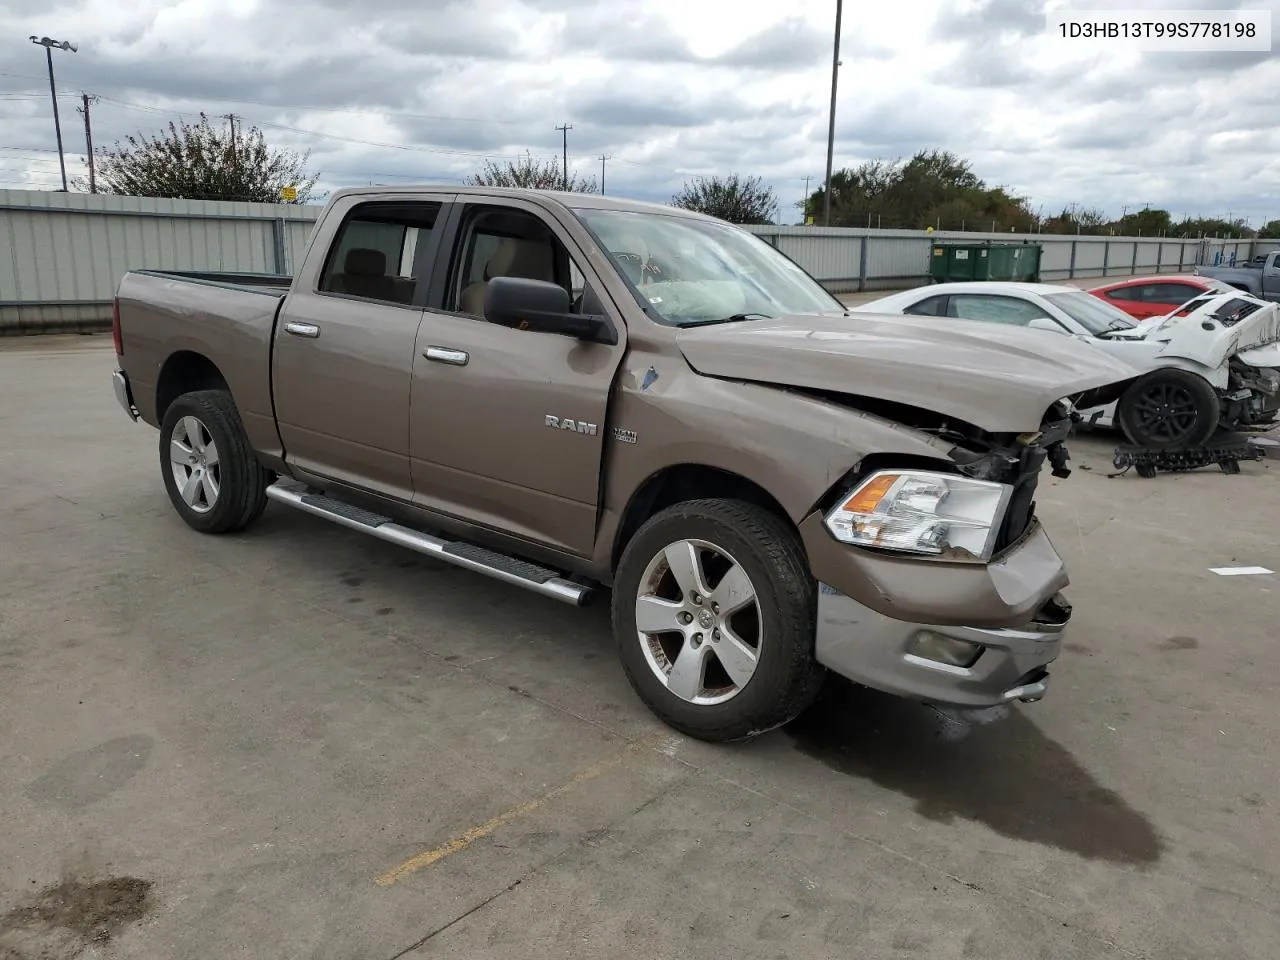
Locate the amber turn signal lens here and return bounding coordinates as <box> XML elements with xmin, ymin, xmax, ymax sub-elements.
<box><xmin>840</xmin><ymin>473</ymin><xmax>899</xmax><ymax>515</ymax></box>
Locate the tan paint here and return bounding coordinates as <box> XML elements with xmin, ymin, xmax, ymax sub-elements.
<box><xmin>115</xmin><ymin>185</ymin><xmax>1142</xmax><ymax>629</ymax></box>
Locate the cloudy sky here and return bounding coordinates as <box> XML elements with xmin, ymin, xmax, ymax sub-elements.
<box><xmin>1</xmin><ymin>0</ymin><xmax>1277</xmax><ymax>225</ymax></box>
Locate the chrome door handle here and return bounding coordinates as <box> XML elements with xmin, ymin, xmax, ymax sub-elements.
<box><xmin>284</xmin><ymin>321</ymin><xmax>320</xmax><ymax>339</ymax></box>
<box><xmin>424</xmin><ymin>346</ymin><xmax>469</xmax><ymax>366</ymax></box>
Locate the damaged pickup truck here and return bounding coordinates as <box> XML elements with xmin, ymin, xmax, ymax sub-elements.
<box><xmin>110</xmin><ymin>186</ymin><xmax>1141</xmax><ymax>741</ymax></box>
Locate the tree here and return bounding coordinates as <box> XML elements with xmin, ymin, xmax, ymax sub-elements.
<box><xmin>469</xmin><ymin>155</ymin><xmax>598</xmax><ymax>192</ymax></box>
<box><xmin>1039</xmin><ymin>206</ymin><xmax>1108</xmax><ymax>235</ymax></box>
<box><xmin>806</xmin><ymin>150</ymin><xmax>1036</xmax><ymax>231</ymax></box>
<box><xmin>87</xmin><ymin>113</ymin><xmax>318</xmax><ymax>203</ymax></box>
<box><xmin>671</xmin><ymin>174</ymin><xmax>778</xmax><ymax>224</ymax></box>
<box><xmin>1258</xmin><ymin>219</ymin><xmax>1280</xmax><ymax>239</ymax></box>
<box><xmin>1110</xmin><ymin>207</ymin><xmax>1173</xmax><ymax>236</ymax></box>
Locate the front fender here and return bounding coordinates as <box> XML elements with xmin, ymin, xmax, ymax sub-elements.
<box><xmin>590</xmin><ymin>357</ymin><xmax>962</xmax><ymax>573</ymax></box>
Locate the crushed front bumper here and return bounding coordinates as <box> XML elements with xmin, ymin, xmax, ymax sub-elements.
<box><xmin>112</xmin><ymin>369</ymin><xmax>139</xmax><ymax>421</ymax></box>
<box><xmin>814</xmin><ymin>585</ymin><xmax>1069</xmax><ymax>711</ymax></box>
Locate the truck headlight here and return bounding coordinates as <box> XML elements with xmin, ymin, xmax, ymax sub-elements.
<box><xmin>823</xmin><ymin>470</ymin><xmax>1013</xmax><ymax>562</ymax></box>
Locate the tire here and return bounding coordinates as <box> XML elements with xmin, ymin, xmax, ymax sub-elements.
<box><xmin>611</xmin><ymin>498</ymin><xmax>826</xmax><ymax>742</ymax></box>
<box><xmin>1116</xmin><ymin>369</ymin><xmax>1221</xmax><ymax>450</ymax></box>
<box><xmin>159</xmin><ymin>389</ymin><xmax>271</xmax><ymax>534</ymax></box>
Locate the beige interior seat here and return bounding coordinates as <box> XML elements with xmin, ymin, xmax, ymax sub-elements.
<box><xmin>460</xmin><ymin>237</ymin><xmax>556</xmax><ymax>316</ymax></box>
<box><xmin>328</xmin><ymin>248</ymin><xmax>401</xmax><ymax>302</ymax></box>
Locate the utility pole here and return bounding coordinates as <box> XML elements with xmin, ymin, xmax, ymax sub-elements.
<box><xmin>30</xmin><ymin>36</ymin><xmax>78</xmax><ymax>192</ymax></box>
<box><xmin>78</xmin><ymin>93</ymin><xmax>97</xmax><ymax>193</ymax></box>
<box><xmin>224</xmin><ymin>114</ymin><xmax>239</xmax><ymax>187</ymax></box>
<box><xmin>599</xmin><ymin>155</ymin><xmax>609</xmax><ymax>195</ymax></box>
<box><xmin>555</xmin><ymin>124</ymin><xmax>572</xmax><ymax>190</ymax></box>
<box><xmin>802</xmin><ymin>175</ymin><xmax>812</xmax><ymax>223</ymax></box>
<box><xmin>822</xmin><ymin>0</ymin><xmax>843</xmax><ymax>226</ymax></box>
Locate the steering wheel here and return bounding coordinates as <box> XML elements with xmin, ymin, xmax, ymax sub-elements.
<box><xmin>611</xmin><ymin>251</ymin><xmax>671</xmax><ymax>287</ymax></box>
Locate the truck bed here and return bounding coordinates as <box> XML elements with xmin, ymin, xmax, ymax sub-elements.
<box><xmin>115</xmin><ymin>269</ymin><xmax>289</xmax><ymax>460</ymax></box>
<box><xmin>131</xmin><ymin>268</ymin><xmax>293</xmax><ymax>296</ymax></box>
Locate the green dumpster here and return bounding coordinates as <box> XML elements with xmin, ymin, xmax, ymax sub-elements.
<box><xmin>928</xmin><ymin>241</ymin><xmax>1042</xmax><ymax>283</ymax></box>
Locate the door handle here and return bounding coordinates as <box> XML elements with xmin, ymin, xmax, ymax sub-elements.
<box><xmin>424</xmin><ymin>346</ymin><xmax>469</xmax><ymax>366</ymax></box>
<box><xmin>284</xmin><ymin>321</ymin><xmax>320</xmax><ymax>339</ymax></box>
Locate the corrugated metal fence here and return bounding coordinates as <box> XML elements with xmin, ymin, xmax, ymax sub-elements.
<box><xmin>1</xmin><ymin>188</ymin><xmax>1275</xmax><ymax>333</ymax></box>
<box><xmin>739</xmin><ymin>225</ymin><xmax>1277</xmax><ymax>294</ymax></box>
<box><xmin>0</xmin><ymin>189</ymin><xmax>319</xmax><ymax>334</ymax></box>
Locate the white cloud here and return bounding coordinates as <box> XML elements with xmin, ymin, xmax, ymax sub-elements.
<box><xmin>1</xmin><ymin>0</ymin><xmax>1277</xmax><ymax>226</ymax></box>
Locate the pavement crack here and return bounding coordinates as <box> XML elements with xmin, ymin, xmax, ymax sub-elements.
<box><xmin>382</xmin><ymin>770</ymin><xmax>696</xmax><ymax>958</ymax></box>
<box><xmin>383</xmin><ymin>878</ymin><xmax>523</xmax><ymax>960</ymax></box>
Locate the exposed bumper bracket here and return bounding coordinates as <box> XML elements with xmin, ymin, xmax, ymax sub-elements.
<box><xmin>112</xmin><ymin>369</ymin><xmax>139</xmax><ymax>421</ymax></box>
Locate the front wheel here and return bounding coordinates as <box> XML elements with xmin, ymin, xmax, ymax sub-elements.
<box><xmin>159</xmin><ymin>389</ymin><xmax>272</xmax><ymax>534</ymax></box>
<box><xmin>611</xmin><ymin>499</ymin><xmax>825</xmax><ymax>742</ymax></box>
<box><xmin>1116</xmin><ymin>369</ymin><xmax>1221</xmax><ymax>449</ymax></box>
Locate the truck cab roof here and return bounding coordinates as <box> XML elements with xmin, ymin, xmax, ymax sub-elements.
<box><xmin>326</xmin><ymin>184</ymin><xmax>727</xmax><ymax>223</ymax></box>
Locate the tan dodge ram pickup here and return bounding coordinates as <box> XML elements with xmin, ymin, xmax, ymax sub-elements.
<box><xmin>110</xmin><ymin>186</ymin><xmax>1140</xmax><ymax>741</ymax></box>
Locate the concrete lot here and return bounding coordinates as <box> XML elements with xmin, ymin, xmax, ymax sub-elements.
<box><xmin>2</xmin><ymin>334</ymin><xmax>1278</xmax><ymax>960</ymax></box>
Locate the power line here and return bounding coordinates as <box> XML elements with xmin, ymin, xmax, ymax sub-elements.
<box><xmin>3</xmin><ymin>90</ymin><xmax>694</xmax><ymax>188</ymax></box>
<box><xmin>0</xmin><ymin>70</ymin><xmax>555</xmax><ymax>129</ymax></box>
<box><xmin>7</xmin><ymin>83</ymin><xmax>681</xmax><ymax>180</ymax></box>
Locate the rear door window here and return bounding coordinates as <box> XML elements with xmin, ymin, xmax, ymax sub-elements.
<box><xmin>1146</xmin><ymin>283</ymin><xmax>1200</xmax><ymax>305</ymax></box>
<box><xmin>946</xmin><ymin>294</ymin><xmax>1051</xmax><ymax>325</ymax></box>
<box><xmin>319</xmin><ymin>201</ymin><xmax>442</xmax><ymax>307</ymax></box>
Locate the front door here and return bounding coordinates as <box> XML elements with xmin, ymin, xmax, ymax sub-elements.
<box><xmin>408</xmin><ymin>198</ymin><xmax>626</xmax><ymax>556</ymax></box>
<box><xmin>272</xmin><ymin>196</ymin><xmax>447</xmax><ymax>501</ymax></box>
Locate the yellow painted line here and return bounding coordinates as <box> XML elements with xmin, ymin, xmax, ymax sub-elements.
<box><xmin>374</xmin><ymin>734</ymin><xmax>660</xmax><ymax>887</ymax></box>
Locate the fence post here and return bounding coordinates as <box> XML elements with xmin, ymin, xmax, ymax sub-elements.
<box><xmin>1131</xmin><ymin>241</ymin><xmax>1138</xmax><ymax>274</ymax></box>
<box><xmin>857</xmin><ymin>237</ymin><xmax>869</xmax><ymax>292</ymax></box>
<box><xmin>1177</xmin><ymin>242</ymin><xmax>1184</xmax><ymax>271</ymax></box>
<box><xmin>1156</xmin><ymin>241</ymin><xmax>1163</xmax><ymax>274</ymax></box>
<box><xmin>1068</xmin><ymin>240</ymin><xmax>1077</xmax><ymax>279</ymax></box>
<box><xmin>1102</xmin><ymin>240</ymin><xmax>1110</xmax><ymax>275</ymax></box>
<box><xmin>272</xmin><ymin>218</ymin><xmax>288</xmax><ymax>275</ymax></box>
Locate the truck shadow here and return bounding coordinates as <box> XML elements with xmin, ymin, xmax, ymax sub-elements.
<box><xmin>785</xmin><ymin>678</ymin><xmax>1164</xmax><ymax>867</ymax></box>
<box><xmin>224</xmin><ymin>513</ymin><xmax>1164</xmax><ymax>868</ymax></box>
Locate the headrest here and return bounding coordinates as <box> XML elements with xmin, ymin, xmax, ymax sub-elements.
<box><xmin>344</xmin><ymin>248</ymin><xmax>386</xmax><ymax>277</ymax></box>
<box><xmin>485</xmin><ymin>238</ymin><xmax>553</xmax><ymax>281</ymax></box>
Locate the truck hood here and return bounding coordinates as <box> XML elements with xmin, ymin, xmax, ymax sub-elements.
<box><xmin>675</xmin><ymin>312</ymin><xmax>1142</xmax><ymax>433</ymax></box>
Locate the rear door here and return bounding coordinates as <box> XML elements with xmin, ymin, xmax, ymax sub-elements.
<box><xmin>945</xmin><ymin>293</ymin><xmax>1061</xmax><ymax>327</ymax></box>
<box><xmin>407</xmin><ymin>196</ymin><xmax>627</xmax><ymax>556</ymax></box>
<box><xmin>1265</xmin><ymin>253</ymin><xmax>1280</xmax><ymax>300</ymax></box>
<box><xmin>272</xmin><ymin>194</ymin><xmax>452</xmax><ymax>501</ymax></box>
<box><xmin>1143</xmin><ymin>282</ymin><xmax>1207</xmax><ymax>315</ymax></box>
<box><xmin>1099</xmin><ymin>283</ymin><xmax>1153</xmax><ymax>318</ymax></box>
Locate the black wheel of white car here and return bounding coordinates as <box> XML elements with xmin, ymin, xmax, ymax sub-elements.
<box><xmin>1117</xmin><ymin>369</ymin><xmax>1220</xmax><ymax>449</ymax></box>
<box><xmin>612</xmin><ymin>499</ymin><xmax>825</xmax><ymax>742</ymax></box>
<box><xmin>159</xmin><ymin>389</ymin><xmax>271</xmax><ymax>534</ymax></box>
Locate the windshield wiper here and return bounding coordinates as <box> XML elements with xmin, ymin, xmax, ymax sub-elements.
<box><xmin>679</xmin><ymin>312</ymin><xmax>774</xmax><ymax>328</ymax></box>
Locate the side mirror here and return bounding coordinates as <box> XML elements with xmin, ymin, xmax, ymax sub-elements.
<box><xmin>484</xmin><ymin>276</ymin><xmax>606</xmax><ymax>341</ymax></box>
<box><xmin>1027</xmin><ymin>316</ymin><xmax>1067</xmax><ymax>334</ymax></box>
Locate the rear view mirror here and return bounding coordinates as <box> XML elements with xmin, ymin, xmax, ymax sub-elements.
<box><xmin>484</xmin><ymin>276</ymin><xmax>607</xmax><ymax>341</ymax></box>
<box><xmin>1027</xmin><ymin>316</ymin><xmax>1066</xmax><ymax>334</ymax></box>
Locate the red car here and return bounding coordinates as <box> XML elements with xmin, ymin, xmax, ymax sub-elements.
<box><xmin>1089</xmin><ymin>274</ymin><xmax>1236</xmax><ymax>319</ymax></box>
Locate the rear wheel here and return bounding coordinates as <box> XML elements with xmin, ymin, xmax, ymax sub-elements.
<box><xmin>1117</xmin><ymin>369</ymin><xmax>1220</xmax><ymax>449</ymax></box>
<box><xmin>159</xmin><ymin>389</ymin><xmax>271</xmax><ymax>534</ymax></box>
<box><xmin>612</xmin><ymin>498</ymin><xmax>825</xmax><ymax>742</ymax></box>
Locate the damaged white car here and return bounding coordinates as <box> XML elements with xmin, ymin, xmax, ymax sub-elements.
<box><xmin>856</xmin><ymin>282</ymin><xmax>1280</xmax><ymax>448</ymax></box>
